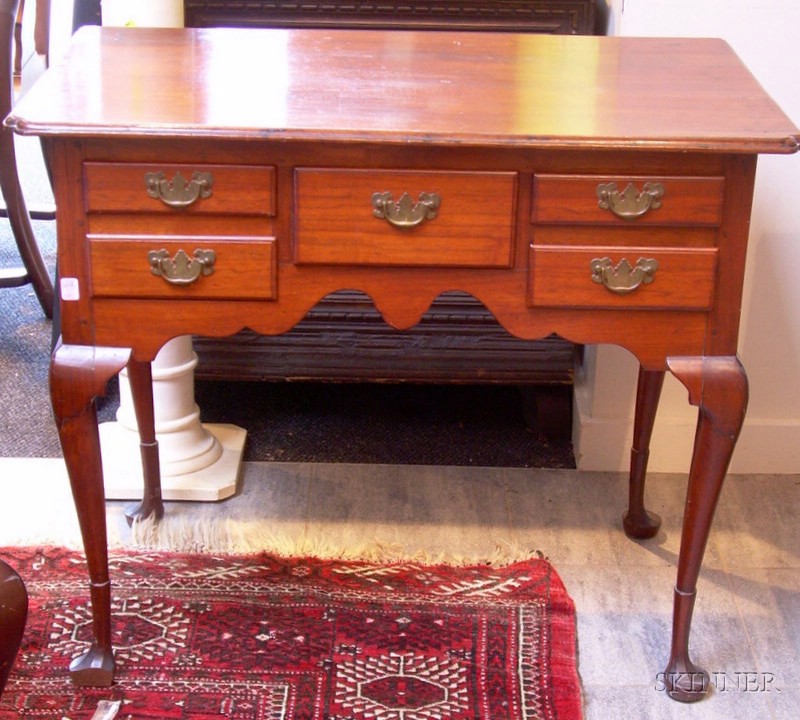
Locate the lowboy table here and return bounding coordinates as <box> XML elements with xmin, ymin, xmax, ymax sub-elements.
<box><xmin>8</xmin><ymin>26</ymin><xmax>799</xmax><ymax>702</ymax></box>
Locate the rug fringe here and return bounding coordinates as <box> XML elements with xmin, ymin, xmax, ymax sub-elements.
<box><xmin>130</xmin><ymin>514</ymin><xmax>543</xmax><ymax>566</ymax></box>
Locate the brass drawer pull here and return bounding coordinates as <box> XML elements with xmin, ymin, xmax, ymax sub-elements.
<box><xmin>596</xmin><ymin>182</ymin><xmax>664</xmax><ymax>220</ymax></box>
<box><xmin>590</xmin><ymin>257</ymin><xmax>659</xmax><ymax>295</ymax></box>
<box><xmin>145</xmin><ymin>171</ymin><xmax>214</xmax><ymax>209</ymax></box>
<box><xmin>148</xmin><ymin>249</ymin><xmax>216</xmax><ymax>285</ymax></box>
<box><xmin>372</xmin><ymin>191</ymin><xmax>441</xmax><ymax>228</ymax></box>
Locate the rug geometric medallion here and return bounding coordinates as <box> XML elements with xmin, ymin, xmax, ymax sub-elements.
<box><xmin>0</xmin><ymin>547</ymin><xmax>581</xmax><ymax>719</ymax></box>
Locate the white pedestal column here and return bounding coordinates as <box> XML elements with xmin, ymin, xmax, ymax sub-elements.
<box><xmin>99</xmin><ymin>337</ymin><xmax>247</xmax><ymax>501</ymax></box>
<box><xmin>101</xmin><ymin>0</ymin><xmax>184</xmax><ymax>27</ymax></box>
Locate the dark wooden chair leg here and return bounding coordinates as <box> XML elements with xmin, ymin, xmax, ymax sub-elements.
<box><xmin>11</xmin><ymin>18</ymin><xmax>19</xmax><ymax>76</ymax></box>
<box><xmin>0</xmin><ymin>558</ymin><xmax>27</xmax><ymax>696</ymax></box>
<box><xmin>663</xmin><ymin>355</ymin><xmax>747</xmax><ymax>702</ymax></box>
<box><xmin>123</xmin><ymin>358</ymin><xmax>165</xmax><ymax>525</ymax></box>
<box><xmin>0</xmin><ymin>0</ymin><xmax>55</xmax><ymax>319</ymax></box>
<box><xmin>623</xmin><ymin>367</ymin><xmax>666</xmax><ymax>539</ymax></box>
<box><xmin>50</xmin><ymin>340</ymin><xmax>131</xmax><ymax>687</ymax></box>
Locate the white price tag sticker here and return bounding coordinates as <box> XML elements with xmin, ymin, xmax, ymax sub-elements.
<box><xmin>60</xmin><ymin>277</ymin><xmax>80</xmax><ymax>301</ymax></box>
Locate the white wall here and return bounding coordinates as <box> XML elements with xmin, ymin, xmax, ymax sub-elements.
<box><xmin>575</xmin><ymin>0</ymin><xmax>800</xmax><ymax>473</ymax></box>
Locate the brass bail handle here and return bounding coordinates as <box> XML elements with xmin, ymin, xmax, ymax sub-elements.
<box><xmin>145</xmin><ymin>171</ymin><xmax>214</xmax><ymax>209</ymax></box>
<box><xmin>149</xmin><ymin>249</ymin><xmax>216</xmax><ymax>285</ymax></box>
<box><xmin>372</xmin><ymin>191</ymin><xmax>441</xmax><ymax>228</ymax></box>
<box><xmin>590</xmin><ymin>257</ymin><xmax>659</xmax><ymax>295</ymax></box>
<box><xmin>596</xmin><ymin>181</ymin><xmax>664</xmax><ymax>220</ymax></box>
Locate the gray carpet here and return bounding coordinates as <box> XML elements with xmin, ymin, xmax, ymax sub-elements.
<box><xmin>1</xmin><ymin>136</ymin><xmax>60</xmax><ymax>456</ymax></box>
<box><xmin>1</xmin><ymin>136</ymin><xmax>575</xmax><ymax>466</ymax></box>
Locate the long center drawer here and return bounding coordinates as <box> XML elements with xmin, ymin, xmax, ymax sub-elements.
<box><xmin>294</xmin><ymin>168</ymin><xmax>517</xmax><ymax>268</ymax></box>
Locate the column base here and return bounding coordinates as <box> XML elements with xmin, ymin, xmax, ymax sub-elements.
<box><xmin>99</xmin><ymin>422</ymin><xmax>246</xmax><ymax>501</ymax></box>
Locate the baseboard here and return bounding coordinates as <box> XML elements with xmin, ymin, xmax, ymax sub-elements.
<box><xmin>574</xmin><ymin>403</ymin><xmax>800</xmax><ymax>474</ymax></box>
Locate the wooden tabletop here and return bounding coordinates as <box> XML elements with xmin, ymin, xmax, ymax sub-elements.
<box><xmin>7</xmin><ymin>26</ymin><xmax>800</xmax><ymax>153</ymax></box>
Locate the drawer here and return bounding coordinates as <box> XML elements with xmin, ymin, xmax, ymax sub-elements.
<box><xmin>294</xmin><ymin>169</ymin><xmax>516</xmax><ymax>267</ymax></box>
<box><xmin>528</xmin><ymin>245</ymin><xmax>717</xmax><ymax>310</ymax></box>
<box><xmin>89</xmin><ymin>235</ymin><xmax>277</xmax><ymax>300</ymax></box>
<box><xmin>532</xmin><ymin>175</ymin><xmax>725</xmax><ymax>226</ymax></box>
<box><xmin>84</xmin><ymin>163</ymin><xmax>276</xmax><ymax>216</ymax></box>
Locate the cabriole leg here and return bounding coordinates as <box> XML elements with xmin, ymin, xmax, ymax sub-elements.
<box><xmin>663</xmin><ymin>356</ymin><xmax>747</xmax><ymax>702</ymax></box>
<box><xmin>50</xmin><ymin>341</ymin><xmax>131</xmax><ymax>687</ymax></box>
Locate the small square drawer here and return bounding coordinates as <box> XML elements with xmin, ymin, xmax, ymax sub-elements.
<box><xmin>84</xmin><ymin>163</ymin><xmax>276</xmax><ymax>216</ymax></box>
<box><xmin>532</xmin><ymin>175</ymin><xmax>725</xmax><ymax>226</ymax></box>
<box><xmin>528</xmin><ymin>245</ymin><xmax>718</xmax><ymax>310</ymax></box>
<box><xmin>89</xmin><ymin>235</ymin><xmax>277</xmax><ymax>300</ymax></box>
<box><xmin>294</xmin><ymin>168</ymin><xmax>516</xmax><ymax>267</ymax></box>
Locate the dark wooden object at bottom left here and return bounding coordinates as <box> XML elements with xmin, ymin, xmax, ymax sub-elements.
<box><xmin>0</xmin><ymin>558</ymin><xmax>27</xmax><ymax>696</ymax></box>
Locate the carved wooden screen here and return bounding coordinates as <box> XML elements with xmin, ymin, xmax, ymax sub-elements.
<box><xmin>184</xmin><ymin>1</ymin><xmax>596</xmax><ymax>35</ymax></box>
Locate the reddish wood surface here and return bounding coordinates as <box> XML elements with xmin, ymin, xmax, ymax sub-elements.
<box><xmin>180</xmin><ymin>0</ymin><xmax>593</xmax><ymax>404</ymax></box>
<box><xmin>7</xmin><ymin>28</ymin><xmax>799</xmax><ymax>698</ymax></box>
<box><xmin>532</xmin><ymin>175</ymin><xmax>725</xmax><ymax>226</ymax></box>
<box><xmin>123</xmin><ymin>359</ymin><xmax>164</xmax><ymax>526</ymax></box>
<box><xmin>624</xmin><ymin>368</ymin><xmax>666</xmax><ymax>539</ymax></box>
<box><xmin>49</xmin><ymin>342</ymin><xmax>131</xmax><ymax>686</ymax></box>
<box><xmin>294</xmin><ymin>169</ymin><xmax>516</xmax><ymax>267</ymax></box>
<box><xmin>84</xmin><ymin>162</ymin><xmax>276</xmax><ymax>216</ymax></box>
<box><xmin>528</xmin><ymin>246</ymin><xmax>718</xmax><ymax>310</ymax></box>
<box><xmin>89</xmin><ymin>236</ymin><xmax>277</xmax><ymax>300</ymax></box>
<box><xmin>9</xmin><ymin>28</ymin><xmax>799</xmax><ymax>153</ymax></box>
<box><xmin>664</xmin><ymin>355</ymin><xmax>748</xmax><ymax>702</ymax></box>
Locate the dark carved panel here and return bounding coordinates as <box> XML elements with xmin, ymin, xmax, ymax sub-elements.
<box><xmin>184</xmin><ymin>1</ymin><xmax>596</xmax><ymax>34</ymax></box>
<box><xmin>194</xmin><ymin>292</ymin><xmax>576</xmax><ymax>384</ymax></box>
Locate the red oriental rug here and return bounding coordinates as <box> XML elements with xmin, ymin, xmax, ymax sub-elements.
<box><xmin>0</xmin><ymin>547</ymin><xmax>581</xmax><ymax>719</ymax></box>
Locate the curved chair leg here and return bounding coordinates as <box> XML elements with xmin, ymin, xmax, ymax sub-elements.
<box><xmin>0</xmin><ymin>558</ymin><xmax>27</xmax><ymax>696</ymax></box>
<box><xmin>663</xmin><ymin>355</ymin><xmax>747</xmax><ymax>702</ymax></box>
<box><xmin>0</xmin><ymin>0</ymin><xmax>54</xmax><ymax>318</ymax></box>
